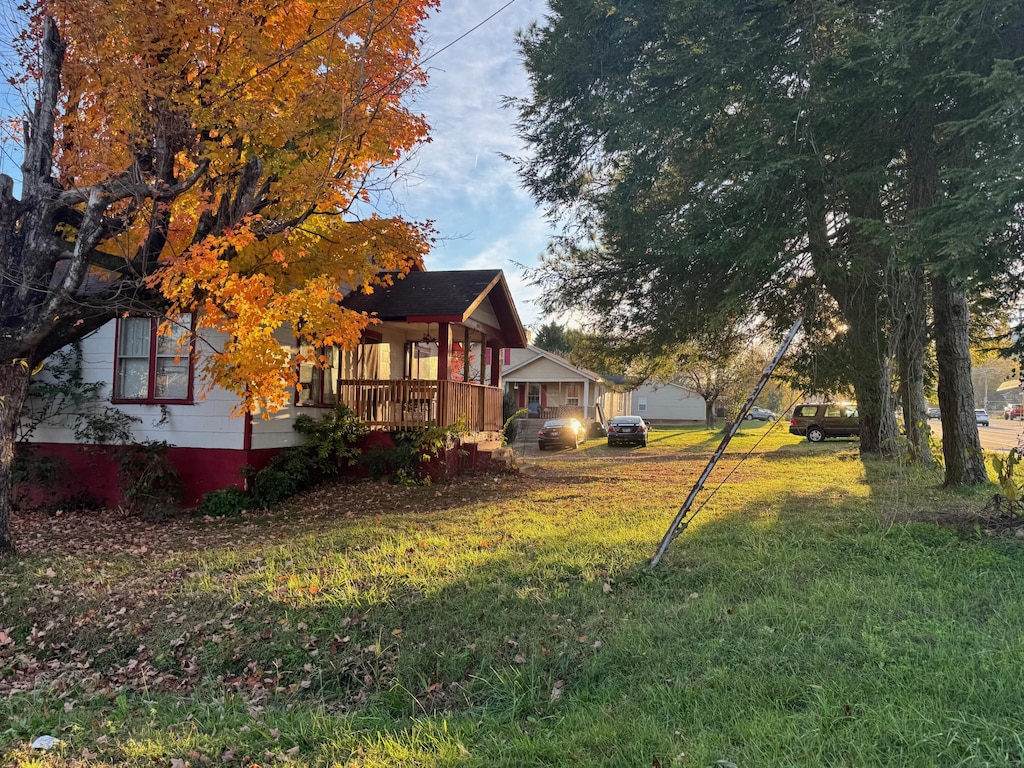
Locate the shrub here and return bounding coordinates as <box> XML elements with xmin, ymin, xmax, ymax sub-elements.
<box><xmin>114</xmin><ymin>441</ymin><xmax>183</xmax><ymax>521</ymax></box>
<box><xmin>502</xmin><ymin>406</ymin><xmax>528</xmax><ymax>446</ymax></box>
<box><xmin>254</xmin><ymin>469</ymin><xmax>303</xmax><ymax>508</ymax></box>
<box><xmin>363</xmin><ymin>421</ymin><xmax>466</xmax><ymax>485</ymax></box>
<box><xmin>198</xmin><ymin>487</ymin><xmax>250</xmax><ymax>517</ymax></box>
<box><xmin>293</xmin><ymin>402</ymin><xmax>367</xmax><ymax>470</ymax></box>
<box><xmin>11</xmin><ymin>448</ymin><xmax>69</xmax><ymax>512</ymax></box>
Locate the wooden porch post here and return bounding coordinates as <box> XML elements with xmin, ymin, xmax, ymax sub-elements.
<box><xmin>479</xmin><ymin>333</ymin><xmax>486</xmax><ymax>386</ymax></box>
<box><xmin>583</xmin><ymin>379</ymin><xmax>590</xmax><ymax>420</ymax></box>
<box><xmin>490</xmin><ymin>344</ymin><xmax>501</xmax><ymax>387</ymax></box>
<box><xmin>438</xmin><ymin>323</ymin><xmax>450</xmax><ymax>380</ymax></box>
<box><xmin>463</xmin><ymin>326</ymin><xmax>470</xmax><ymax>384</ymax></box>
<box><xmin>438</xmin><ymin>323</ymin><xmax>450</xmax><ymax>424</ymax></box>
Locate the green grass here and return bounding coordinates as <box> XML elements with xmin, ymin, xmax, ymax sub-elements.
<box><xmin>2</xmin><ymin>424</ymin><xmax>1022</xmax><ymax>767</ymax></box>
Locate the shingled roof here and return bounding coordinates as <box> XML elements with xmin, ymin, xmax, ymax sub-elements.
<box><xmin>341</xmin><ymin>269</ymin><xmax>528</xmax><ymax>348</ymax></box>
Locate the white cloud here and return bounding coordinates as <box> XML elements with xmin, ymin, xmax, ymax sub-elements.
<box><xmin>400</xmin><ymin>0</ymin><xmax>556</xmax><ymax>318</ymax></box>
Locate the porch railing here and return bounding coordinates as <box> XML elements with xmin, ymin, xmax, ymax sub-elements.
<box><xmin>336</xmin><ymin>379</ymin><xmax>503</xmax><ymax>433</ymax></box>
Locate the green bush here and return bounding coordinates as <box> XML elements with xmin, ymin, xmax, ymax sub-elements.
<box><xmin>362</xmin><ymin>422</ymin><xmax>465</xmax><ymax>485</ymax></box>
<box><xmin>253</xmin><ymin>468</ymin><xmax>302</xmax><ymax>508</ymax></box>
<box><xmin>114</xmin><ymin>441</ymin><xmax>183</xmax><ymax>521</ymax></box>
<box><xmin>198</xmin><ymin>487</ymin><xmax>250</xmax><ymax>517</ymax></box>
<box><xmin>293</xmin><ymin>402</ymin><xmax>367</xmax><ymax>470</ymax></box>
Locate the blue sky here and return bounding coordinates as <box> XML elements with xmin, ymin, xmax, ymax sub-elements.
<box><xmin>403</xmin><ymin>0</ymin><xmax>553</xmax><ymax>327</ymax></box>
<box><xmin>0</xmin><ymin>0</ymin><xmax>554</xmax><ymax>326</ymax></box>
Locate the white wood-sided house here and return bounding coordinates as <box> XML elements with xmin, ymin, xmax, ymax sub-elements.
<box><xmin>610</xmin><ymin>381</ymin><xmax>706</xmax><ymax>423</ymax></box>
<box><xmin>22</xmin><ymin>269</ymin><xmax>528</xmax><ymax>506</ymax></box>
<box><xmin>502</xmin><ymin>346</ymin><xmax>616</xmax><ymax>423</ymax></box>
<box><xmin>501</xmin><ymin>347</ymin><xmax>707</xmax><ymax>426</ymax></box>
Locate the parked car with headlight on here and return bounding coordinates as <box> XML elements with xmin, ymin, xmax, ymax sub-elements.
<box><xmin>537</xmin><ymin>418</ymin><xmax>586</xmax><ymax>450</ymax></box>
<box><xmin>607</xmin><ymin>415</ymin><xmax>650</xmax><ymax>447</ymax></box>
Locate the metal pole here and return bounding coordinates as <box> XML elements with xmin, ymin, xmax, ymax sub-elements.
<box><xmin>648</xmin><ymin>316</ymin><xmax>803</xmax><ymax>569</ymax></box>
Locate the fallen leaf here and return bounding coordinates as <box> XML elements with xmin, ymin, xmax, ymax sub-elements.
<box><xmin>550</xmin><ymin>679</ymin><xmax>564</xmax><ymax>703</ymax></box>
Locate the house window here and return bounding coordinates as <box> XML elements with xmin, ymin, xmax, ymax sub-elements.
<box><xmin>638</xmin><ymin>396</ymin><xmax>648</xmax><ymax>412</ymax></box>
<box><xmin>297</xmin><ymin>346</ymin><xmax>339</xmax><ymax>407</ymax></box>
<box><xmin>114</xmin><ymin>314</ymin><xmax>193</xmax><ymax>402</ymax></box>
<box><xmin>566</xmin><ymin>383</ymin><xmax>580</xmax><ymax>406</ymax></box>
<box><xmin>405</xmin><ymin>341</ymin><xmax>438</xmax><ymax>380</ymax></box>
<box><xmin>338</xmin><ymin>343</ymin><xmax>389</xmax><ymax>380</ymax></box>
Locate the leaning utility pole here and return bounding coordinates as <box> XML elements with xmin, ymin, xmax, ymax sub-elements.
<box><xmin>649</xmin><ymin>317</ymin><xmax>803</xmax><ymax>568</ymax></box>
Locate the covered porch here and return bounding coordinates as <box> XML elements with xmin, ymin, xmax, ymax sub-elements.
<box><xmin>329</xmin><ymin>269</ymin><xmax>528</xmax><ymax>434</ymax></box>
<box><xmin>335</xmin><ymin>379</ymin><xmax>503</xmax><ymax>432</ymax></box>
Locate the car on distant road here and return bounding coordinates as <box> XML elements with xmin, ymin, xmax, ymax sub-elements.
<box><xmin>538</xmin><ymin>418</ymin><xmax>587</xmax><ymax>450</ymax></box>
<box><xmin>927</xmin><ymin>406</ymin><xmax>941</xmax><ymax>419</ymax></box>
<box><xmin>789</xmin><ymin>402</ymin><xmax>860</xmax><ymax>443</ymax></box>
<box><xmin>1005</xmin><ymin>404</ymin><xmax>1024</xmax><ymax>420</ymax></box>
<box><xmin>607</xmin><ymin>415</ymin><xmax>650</xmax><ymax>447</ymax></box>
<box><xmin>975</xmin><ymin>409</ymin><xmax>990</xmax><ymax>427</ymax></box>
<box><xmin>746</xmin><ymin>407</ymin><xmax>776</xmax><ymax>421</ymax></box>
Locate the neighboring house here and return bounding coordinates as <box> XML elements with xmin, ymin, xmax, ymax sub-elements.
<box><xmin>502</xmin><ymin>346</ymin><xmax>612</xmax><ymax>422</ymax></box>
<box><xmin>618</xmin><ymin>381</ymin><xmax>706</xmax><ymax>423</ymax></box>
<box><xmin>22</xmin><ymin>269</ymin><xmax>528</xmax><ymax>506</ymax></box>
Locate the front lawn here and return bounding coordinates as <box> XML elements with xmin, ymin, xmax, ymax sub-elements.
<box><xmin>2</xmin><ymin>425</ymin><xmax>1020</xmax><ymax>767</ymax></box>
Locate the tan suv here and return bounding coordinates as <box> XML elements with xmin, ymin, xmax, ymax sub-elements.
<box><xmin>789</xmin><ymin>402</ymin><xmax>860</xmax><ymax>442</ymax></box>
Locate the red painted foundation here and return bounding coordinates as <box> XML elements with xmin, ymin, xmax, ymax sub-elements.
<box><xmin>17</xmin><ymin>443</ymin><xmax>281</xmax><ymax>509</ymax></box>
<box><xmin>18</xmin><ymin>435</ymin><xmax>505</xmax><ymax>511</ymax></box>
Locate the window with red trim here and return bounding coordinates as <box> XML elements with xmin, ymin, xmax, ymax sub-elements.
<box><xmin>114</xmin><ymin>314</ymin><xmax>194</xmax><ymax>403</ymax></box>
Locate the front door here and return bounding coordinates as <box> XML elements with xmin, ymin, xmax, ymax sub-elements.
<box><xmin>528</xmin><ymin>383</ymin><xmax>541</xmax><ymax>415</ymax></box>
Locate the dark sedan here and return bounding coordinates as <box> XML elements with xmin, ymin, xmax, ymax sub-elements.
<box><xmin>538</xmin><ymin>418</ymin><xmax>586</xmax><ymax>450</ymax></box>
<box><xmin>607</xmin><ymin>415</ymin><xmax>650</xmax><ymax>447</ymax></box>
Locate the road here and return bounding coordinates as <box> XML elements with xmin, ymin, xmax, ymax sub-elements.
<box><xmin>929</xmin><ymin>416</ymin><xmax>1024</xmax><ymax>453</ymax></box>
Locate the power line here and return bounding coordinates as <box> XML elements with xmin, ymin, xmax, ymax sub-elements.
<box><xmin>420</xmin><ymin>0</ymin><xmax>521</xmax><ymax>68</ymax></box>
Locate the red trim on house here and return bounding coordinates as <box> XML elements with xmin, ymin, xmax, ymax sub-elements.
<box><xmin>361</xmin><ymin>329</ymin><xmax>383</xmax><ymax>342</ymax></box>
<box><xmin>540</xmin><ymin>384</ymin><xmax>548</xmax><ymax>408</ymax></box>
<box><xmin>19</xmin><ymin>443</ymin><xmax>282</xmax><ymax>507</ymax></box>
<box><xmin>406</xmin><ymin>315</ymin><xmax>463</xmax><ymax>323</ymax></box>
<box><xmin>111</xmin><ymin>314</ymin><xmax>196</xmax><ymax>406</ymax></box>
<box><xmin>518</xmin><ymin>386</ymin><xmax>525</xmax><ymax>408</ymax></box>
<box><xmin>503</xmin><ymin>348</ymin><xmax>511</xmax><ymax>366</ymax></box>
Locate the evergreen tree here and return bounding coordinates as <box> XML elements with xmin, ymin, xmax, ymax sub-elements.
<box><xmin>512</xmin><ymin>0</ymin><xmax>1023</xmax><ymax>483</ymax></box>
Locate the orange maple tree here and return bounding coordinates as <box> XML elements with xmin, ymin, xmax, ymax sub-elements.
<box><xmin>0</xmin><ymin>0</ymin><xmax>438</xmax><ymax>553</ymax></box>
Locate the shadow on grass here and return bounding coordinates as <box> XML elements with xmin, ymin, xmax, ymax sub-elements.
<box><xmin>5</xmin><ymin>442</ymin><xmax>1024</xmax><ymax>766</ymax></box>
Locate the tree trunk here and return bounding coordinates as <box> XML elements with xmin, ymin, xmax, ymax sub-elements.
<box><xmin>896</xmin><ymin>266</ymin><xmax>933</xmax><ymax>465</ymax></box>
<box><xmin>852</xmin><ymin>358</ymin><xmax>899</xmax><ymax>456</ymax></box>
<box><xmin>932</xmin><ymin>275</ymin><xmax>986</xmax><ymax>486</ymax></box>
<box><xmin>704</xmin><ymin>399</ymin><xmax>716</xmax><ymax>430</ymax></box>
<box><xmin>0</xmin><ymin>363</ymin><xmax>31</xmax><ymax>555</ymax></box>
